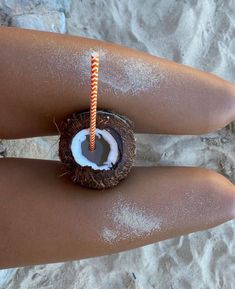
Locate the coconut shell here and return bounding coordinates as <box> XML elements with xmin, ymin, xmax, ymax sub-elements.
<box><xmin>59</xmin><ymin>110</ymin><xmax>136</xmax><ymax>190</ymax></box>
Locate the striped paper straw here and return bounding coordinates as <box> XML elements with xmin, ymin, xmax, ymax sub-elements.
<box><xmin>89</xmin><ymin>52</ymin><xmax>99</xmax><ymax>151</ymax></box>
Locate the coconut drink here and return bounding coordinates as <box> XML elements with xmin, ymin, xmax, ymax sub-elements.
<box><xmin>59</xmin><ymin>53</ymin><xmax>136</xmax><ymax>189</ymax></box>
<box><xmin>59</xmin><ymin>110</ymin><xmax>136</xmax><ymax>189</ymax></box>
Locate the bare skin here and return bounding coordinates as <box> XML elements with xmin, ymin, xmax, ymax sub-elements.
<box><xmin>0</xmin><ymin>27</ymin><xmax>235</xmax><ymax>269</ymax></box>
<box><xmin>0</xmin><ymin>27</ymin><xmax>235</xmax><ymax>138</ymax></box>
<box><xmin>1</xmin><ymin>158</ymin><xmax>235</xmax><ymax>269</ymax></box>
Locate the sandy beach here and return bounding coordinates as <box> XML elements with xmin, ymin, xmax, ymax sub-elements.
<box><xmin>1</xmin><ymin>0</ymin><xmax>235</xmax><ymax>288</ymax></box>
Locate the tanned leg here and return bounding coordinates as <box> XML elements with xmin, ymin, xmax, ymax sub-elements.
<box><xmin>0</xmin><ymin>158</ymin><xmax>234</xmax><ymax>269</ymax></box>
<box><xmin>0</xmin><ymin>27</ymin><xmax>235</xmax><ymax>138</ymax></box>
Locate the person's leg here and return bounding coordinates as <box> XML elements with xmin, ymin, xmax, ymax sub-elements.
<box><xmin>0</xmin><ymin>157</ymin><xmax>234</xmax><ymax>269</ymax></box>
<box><xmin>0</xmin><ymin>27</ymin><xmax>235</xmax><ymax>139</ymax></box>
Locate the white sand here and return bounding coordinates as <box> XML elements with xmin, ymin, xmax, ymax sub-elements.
<box><xmin>101</xmin><ymin>194</ymin><xmax>163</xmax><ymax>244</ymax></box>
<box><xmin>1</xmin><ymin>0</ymin><xmax>235</xmax><ymax>288</ymax></box>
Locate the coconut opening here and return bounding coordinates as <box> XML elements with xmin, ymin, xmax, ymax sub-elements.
<box><xmin>71</xmin><ymin>128</ymin><xmax>119</xmax><ymax>170</ymax></box>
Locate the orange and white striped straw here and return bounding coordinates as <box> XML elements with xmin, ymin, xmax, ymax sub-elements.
<box><xmin>89</xmin><ymin>52</ymin><xmax>99</xmax><ymax>151</ymax></box>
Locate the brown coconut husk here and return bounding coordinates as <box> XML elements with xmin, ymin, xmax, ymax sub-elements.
<box><xmin>59</xmin><ymin>110</ymin><xmax>136</xmax><ymax>190</ymax></box>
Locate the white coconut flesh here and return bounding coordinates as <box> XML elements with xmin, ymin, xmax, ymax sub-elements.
<box><xmin>71</xmin><ymin>128</ymin><xmax>119</xmax><ymax>170</ymax></box>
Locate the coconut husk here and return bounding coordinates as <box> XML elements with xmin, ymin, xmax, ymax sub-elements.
<box><xmin>59</xmin><ymin>110</ymin><xmax>136</xmax><ymax>190</ymax></box>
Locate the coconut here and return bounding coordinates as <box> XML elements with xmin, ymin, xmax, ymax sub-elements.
<box><xmin>59</xmin><ymin>110</ymin><xmax>136</xmax><ymax>190</ymax></box>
